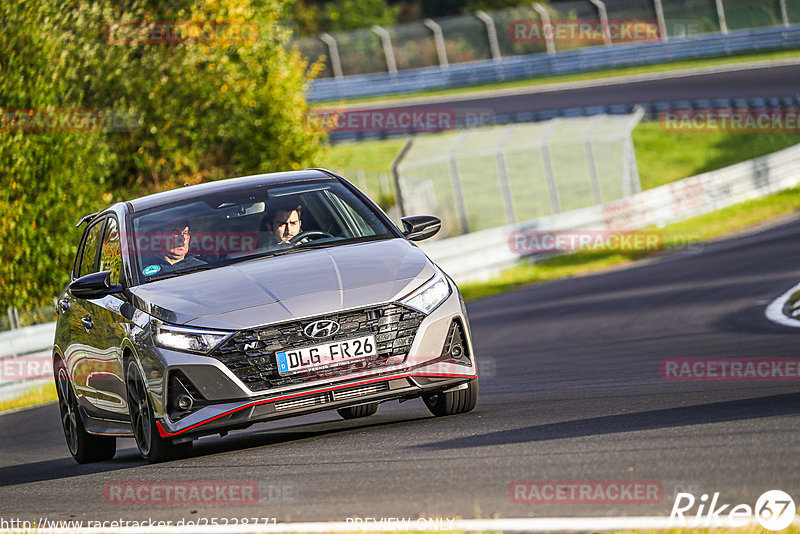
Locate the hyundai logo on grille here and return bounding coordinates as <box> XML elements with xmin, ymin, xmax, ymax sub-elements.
<box><xmin>304</xmin><ymin>319</ymin><xmax>340</xmax><ymax>339</ymax></box>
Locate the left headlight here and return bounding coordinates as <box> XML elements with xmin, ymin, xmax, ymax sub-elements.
<box><xmin>153</xmin><ymin>322</ymin><xmax>231</xmax><ymax>354</ymax></box>
<box><xmin>400</xmin><ymin>268</ymin><xmax>451</xmax><ymax>314</ymax></box>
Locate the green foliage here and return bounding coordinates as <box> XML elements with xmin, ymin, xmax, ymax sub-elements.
<box><xmin>292</xmin><ymin>0</ymin><xmax>400</xmax><ymax>36</ymax></box>
<box><xmin>461</xmin><ymin>0</ymin><xmax>538</xmax><ymax>13</ymax></box>
<box><xmin>0</xmin><ymin>0</ymin><xmax>324</xmax><ymax>311</ymax></box>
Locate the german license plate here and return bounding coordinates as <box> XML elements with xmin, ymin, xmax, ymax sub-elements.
<box><xmin>275</xmin><ymin>335</ymin><xmax>377</xmax><ymax>376</ymax></box>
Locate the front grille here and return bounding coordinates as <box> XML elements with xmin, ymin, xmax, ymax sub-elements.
<box><xmin>275</xmin><ymin>393</ymin><xmax>328</xmax><ymax>412</ymax></box>
<box><xmin>210</xmin><ymin>304</ymin><xmax>424</xmax><ymax>392</ymax></box>
<box><xmin>331</xmin><ymin>382</ymin><xmax>389</xmax><ymax>401</ymax></box>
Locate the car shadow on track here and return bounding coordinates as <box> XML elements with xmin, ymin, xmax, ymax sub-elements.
<box><xmin>413</xmin><ymin>392</ymin><xmax>800</xmax><ymax>450</ymax></box>
<box><xmin>0</xmin><ymin>453</ymin><xmax>143</xmax><ymax>488</ymax></box>
<box><xmin>176</xmin><ymin>413</ymin><xmax>435</xmax><ymax>460</ymax></box>
<box><xmin>0</xmin><ymin>413</ymin><xmax>435</xmax><ymax>486</ymax></box>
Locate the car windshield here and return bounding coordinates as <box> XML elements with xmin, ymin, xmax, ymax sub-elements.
<box><xmin>131</xmin><ymin>179</ymin><xmax>394</xmax><ymax>283</ymax></box>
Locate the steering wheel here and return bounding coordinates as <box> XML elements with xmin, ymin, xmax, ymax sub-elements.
<box><xmin>289</xmin><ymin>230</ymin><xmax>335</xmax><ymax>245</ymax></box>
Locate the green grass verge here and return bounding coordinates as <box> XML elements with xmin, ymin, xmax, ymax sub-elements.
<box><xmin>316</xmin><ymin>49</ymin><xmax>800</xmax><ymax>106</ymax></box>
<box><xmin>317</xmin><ymin>138</ymin><xmax>406</xmax><ymax>173</ymax></box>
<box><xmin>634</xmin><ymin>123</ymin><xmax>800</xmax><ymax>190</ymax></box>
<box><xmin>0</xmin><ymin>382</ymin><xmax>56</xmax><ymax>414</ymax></box>
<box><xmin>459</xmin><ymin>185</ymin><xmax>800</xmax><ymax>301</ymax></box>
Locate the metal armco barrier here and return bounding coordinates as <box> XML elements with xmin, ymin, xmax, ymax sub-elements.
<box><xmin>308</xmin><ymin>26</ymin><xmax>800</xmax><ymax>102</ymax></box>
<box><xmin>0</xmin><ymin>323</ymin><xmax>56</xmax><ymax>401</ymax></box>
<box><xmin>419</xmin><ymin>142</ymin><xmax>800</xmax><ymax>283</ymax></box>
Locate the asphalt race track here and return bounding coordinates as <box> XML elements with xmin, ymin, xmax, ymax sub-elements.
<box><xmin>346</xmin><ymin>63</ymin><xmax>800</xmax><ymax>117</ymax></box>
<box><xmin>2</xmin><ymin>216</ymin><xmax>800</xmax><ymax>525</ymax></box>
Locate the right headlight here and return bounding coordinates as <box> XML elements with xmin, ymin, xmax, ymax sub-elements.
<box><xmin>153</xmin><ymin>322</ymin><xmax>231</xmax><ymax>354</ymax></box>
<box><xmin>400</xmin><ymin>268</ymin><xmax>451</xmax><ymax>314</ymax></box>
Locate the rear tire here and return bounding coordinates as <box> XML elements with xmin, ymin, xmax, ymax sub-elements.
<box><xmin>126</xmin><ymin>360</ymin><xmax>191</xmax><ymax>463</ymax></box>
<box><xmin>422</xmin><ymin>379</ymin><xmax>478</xmax><ymax>417</ymax></box>
<box><xmin>55</xmin><ymin>359</ymin><xmax>116</xmax><ymax>463</ymax></box>
<box><xmin>337</xmin><ymin>403</ymin><xmax>379</xmax><ymax>420</ymax></box>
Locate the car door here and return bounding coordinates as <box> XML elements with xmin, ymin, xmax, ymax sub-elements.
<box><xmin>83</xmin><ymin>216</ymin><xmax>131</xmax><ymax>419</ymax></box>
<box><xmin>62</xmin><ymin>217</ymin><xmax>107</xmax><ymax>413</ymax></box>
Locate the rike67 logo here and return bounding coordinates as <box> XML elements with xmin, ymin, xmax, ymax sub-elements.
<box><xmin>670</xmin><ymin>490</ymin><xmax>796</xmax><ymax>530</ymax></box>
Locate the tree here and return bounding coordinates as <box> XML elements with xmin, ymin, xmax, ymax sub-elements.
<box><xmin>0</xmin><ymin>0</ymin><xmax>324</xmax><ymax>311</ymax></box>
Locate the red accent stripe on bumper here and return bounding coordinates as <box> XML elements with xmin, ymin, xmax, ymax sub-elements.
<box><xmin>156</xmin><ymin>372</ymin><xmax>475</xmax><ymax>438</ymax></box>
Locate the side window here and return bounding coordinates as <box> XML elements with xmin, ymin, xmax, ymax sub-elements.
<box><xmin>99</xmin><ymin>218</ymin><xmax>122</xmax><ymax>284</ymax></box>
<box><xmin>77</xmin><ymin>220</ymin><xmax>105</xmax><ymax>278</ymax></box>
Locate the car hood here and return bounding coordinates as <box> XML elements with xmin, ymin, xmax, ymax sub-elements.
<box><xmin>129</xmin><ymin>238</ymin><xmax>434</xmax><ymax>330</ymax></box>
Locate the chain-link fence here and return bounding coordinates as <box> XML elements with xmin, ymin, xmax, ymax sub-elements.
<box><xmin>396</xmin><ymin>110</ymin><xmax>644</xmax><ymax>239</ymax></box>
<box><xmin>292</xmin><ymin>0</ymin><xmax>798</xmax><ymax>78</ymax></box>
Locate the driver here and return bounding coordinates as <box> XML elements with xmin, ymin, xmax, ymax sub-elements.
<box><xmin>263</xmin><ymin>199</ymin><xmax>302</xmax><ymax>246</ymax></box>
<box><xmin>140</xmin><ymin>218</ymin><xmax>206</xmax><ymax>276</ymax></box>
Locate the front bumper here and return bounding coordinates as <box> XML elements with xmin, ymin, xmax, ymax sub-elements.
<box><xmin>146</xmin><ymin>283</ymin><xmax>477</xmax><ymax>439</ymax></box>
<box><xmin>156</xmin><ymin>371</ymin><xmax>476</xmax><ymax>439</ymax></box>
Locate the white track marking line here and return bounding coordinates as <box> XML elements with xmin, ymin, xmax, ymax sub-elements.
<box><xmin>765</xmin><ymin>281</ymin><xmax>800</xmax><ymax>328</ymax></box>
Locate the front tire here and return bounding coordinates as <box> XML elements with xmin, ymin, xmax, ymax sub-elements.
<box><xmin>422</xmin><ymin>379</ymin><xmax>478</xmax><ymax>417</ymax></box>
<box><xmin>55</xmin><ymin>359</ymin><xmax>116</xmax><ymax>463</ymax></box>
<box><xmin>337</xmin><ymin>403</ymin><xmax>379</xmax><ymax>420</ymax></box>
<box><xmin>126</xmin><ymin>360</ymin><xmax>190</xmax><ymax>463</ymax></box>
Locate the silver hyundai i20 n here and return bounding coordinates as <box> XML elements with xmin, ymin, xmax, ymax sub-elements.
<box><xmin>54</xmin><ymin>169</ymin><xmax>478</xmax><ymax>463</ymax></box>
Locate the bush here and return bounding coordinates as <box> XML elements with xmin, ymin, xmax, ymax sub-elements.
<box><xmin>0</xmin><ymin>0</ymin><xmax>324</xmax><ymax>311</ymax></box>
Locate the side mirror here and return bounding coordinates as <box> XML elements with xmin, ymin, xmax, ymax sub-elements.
<box><xmin>69</xmin><ymin>270</ymin><xmax>123</xmax><ymax>300</ymax></box>
<box><xmin>401</xmin><ymin>215</ymin><xmax>441</xmax><ymax>242</ymax></box>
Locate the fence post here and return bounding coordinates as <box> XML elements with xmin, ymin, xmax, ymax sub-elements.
<box><xmin>584</xmin><ymin>115</ymin><xmax>605</xmax><ymax>204</ymax></box>
<box><xmin>780</xmin><ymin>0</ymin><xmax>789</xmax><ymax>26</ymax></box>
<box><xmin>541</xmin><ymin>119</ymin><xmax>562</xmax><ymax>213</ymax></box>
<box><xmin>7</xmin><ymin>307</ymin><xmax>19</xmax><ymax>330</ymax></box>
<box><xmin>356</xmin><ymin>169</ymin><xmax>368</xmax><ymax>192</ymax></box>
<box><xmin>319</xmin><ymin>33</ymin><xmax>344</xmax><ymax>79</ymax></box>
<box><xmin>588</xmin><ymin>0</ymin><xmax>612</xmax><ymax>45</ymax></box>
<box><xmin>449</xmin><ymin>130</ymin><xmax>471</xmax><ymax>234</ymax></box>
<box><xmin>496</xmin><ymin>125</ymin><xmax>518</xmax><ymax>224</ymax></box>
<box><xmin>476</xmin><ymin>11</ymin><xmax>502</xmax><ymax>60</ymax></box>
<box><xmin>371</xmin><ymin>25</ymin><xmax>398</xmax><ymax>74</ymax></box>
<box><xmin>533</xmin><ymin>3</ymin><xmax>556</xmax><ymax>55</ymax></box>
<box><xmin>391</xmin><ymin>137</ymin><xmax>414</xmax><ymax>218</ymax></box>
<box><xmin>622</xmin><ymin>107</ymin><xmax>646</xmax><ymax>195</ymax></box>
<box><xmin>379</xmin><ymin>173</ymin><xmax>392</xmax><ymax>196</ymax></box>
<box><xmin>715</xmin><ymin>0</ymin><xmax>728</xmax><ymax>35</ymax></box>
<box><xmin>423</xmin><ymin>19</ymin><xmax>449</xmax><ymax>67</ymax></box>
<box><xmin>653</xmin><ymin>0</ymin><xmax>669</xmax><ymax>42</ymax></box>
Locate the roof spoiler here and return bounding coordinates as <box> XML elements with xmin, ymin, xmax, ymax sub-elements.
<box><xmin>75</xmin><ymin>211</ymin><xmax>100</xmax><ymax>228</ymax></box>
